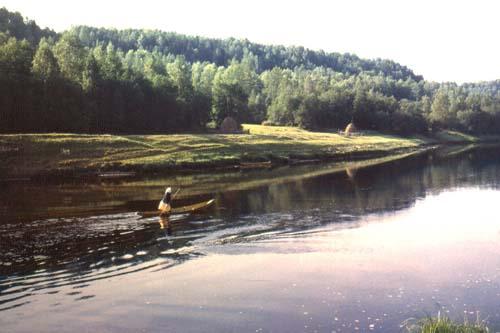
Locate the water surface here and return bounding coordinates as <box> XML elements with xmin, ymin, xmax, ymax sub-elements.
<box><xmin>1</xmin><ymin>145</ymin><xmax>500</xmax><ymax>332</ymax></box>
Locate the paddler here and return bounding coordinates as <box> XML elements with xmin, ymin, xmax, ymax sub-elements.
<box><xmin>158</xmin><ymin>187</ymin><xmax>172</xmax><ymax>214</ymax></box>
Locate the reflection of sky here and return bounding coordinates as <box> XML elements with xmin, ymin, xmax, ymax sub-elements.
<box><xmin>305</xmin><ymin>189</ymin><xmax>500</xmax><ymax>278</ymax></box>
<box><xmin>3</xmin><ymin>189</ymin><xmax>500</xmax><ymax>332</ymax></box>
<box><xmin>3</xmin><ymin>147</ymin><xmax>500</xmax><ymax>332</ymax></box>
<box><xmin>160</xmin><ymin>189</ymin><xmax>500</xmax><ymax>332</ymax></box>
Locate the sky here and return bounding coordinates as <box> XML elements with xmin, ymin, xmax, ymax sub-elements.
<box><xmin>2</xmin><ymin>0</ymin><xmax>499</xmax><ymax>83</ymax></box>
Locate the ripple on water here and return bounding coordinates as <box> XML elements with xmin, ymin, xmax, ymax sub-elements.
<box><xmin>0</xmin><ymin>205</ymin><xmax>387</xmax><ymax>314</ymax></box>
<box><xmin>1</xmin><ymin>208</ymin><xmax>183</xmax><ymax>309</ymax></box>
<box><xmin>121</xmin><ymin>254</ymin><xmax>134</xmax><ymax>260</ymax></box>
<box><xmin>0</xmin><ymin>257</ymin><xmax>174</xmax><ymax>311</ymax></box>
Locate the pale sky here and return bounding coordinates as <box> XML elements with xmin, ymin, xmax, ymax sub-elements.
<box><xmin>2</xmin><ymin>0</ymin><xmax>499</xmax><ymax>83</ymax></box>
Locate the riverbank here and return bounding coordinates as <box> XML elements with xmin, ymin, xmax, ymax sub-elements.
<box><xmin>0</xmin><ymin>124</ymin><xmax>497</xmax><ymax>179</ymax></box>
<box><xmin>4</xmin><ymin>134</ymin><xmax>500</xmax><ymax>332</ymax></box>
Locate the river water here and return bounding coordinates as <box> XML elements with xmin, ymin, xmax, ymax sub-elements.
<box><xmin>1</xmin><ymin>145</ymin><xmax>500</xmax><ymax>332</ymax></box>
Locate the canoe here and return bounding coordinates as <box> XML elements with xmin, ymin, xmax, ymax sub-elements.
<box><xmin>170</xmin><ymin>199</ymin><xmax>215</xmax><ymax>214</ymax></box>
<box><xmin>139</xmin><ymin>199</ymin><xmax>215</xmax><ymax>218</ymax></box>
<box><xmin>98</xmin><ymin>172</ymin><xmax>136</xmax><ymax>178</ymax></box>
<box><xmin>288</xmin><ymin>158</ymin><xmax>321</xmax><ymax>165</ymax></box>
<box><xmin>239</xmin><ymin>161</ymin><xmax>272</xmax><ymax>169</ymax></box>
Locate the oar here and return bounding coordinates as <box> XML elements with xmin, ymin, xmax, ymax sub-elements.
<box><xmin>173</xmin><ymin>188</ymin><xmax>181</xmax><ymax>199</ymax></box>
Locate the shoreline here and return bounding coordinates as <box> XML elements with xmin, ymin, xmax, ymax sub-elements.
<box><xmin>0</xmin><ymin>125</ymin><xmax>498</xmax><ymax>181</ymax></box>
<box><xmin>29</xmin><ymin>145</ymin><xmax>430</xmax><ymax>182</ymax></box>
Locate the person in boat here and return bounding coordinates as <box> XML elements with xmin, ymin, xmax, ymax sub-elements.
<box><xmin>158</xmin><ymin>187</ymin><xmax>172</xmax><ymax>214</ymax></box>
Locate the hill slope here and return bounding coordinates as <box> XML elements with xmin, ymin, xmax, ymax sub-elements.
<box><xmin>0</xmin><ymin>7</ymin><xmax>498</xmax><ymax>136</ymax></box>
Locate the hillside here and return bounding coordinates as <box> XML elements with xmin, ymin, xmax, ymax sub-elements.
<box><xmin>71</xmin><ymin>26</ymin><xmax>422</xmax><ymax>81</ymax></box>
<box><xmin>0</xmin><ymin>7</ymin><xmax>498</xmax><ymax>136</ymax></box>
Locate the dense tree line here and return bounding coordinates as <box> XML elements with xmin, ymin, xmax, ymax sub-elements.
<box><xmin>71</xmin><ymin>26</ymin><xmax>422</xmax><ymax>82</ymax></box>
<box><xmin>0</xmin><ymin>8</ymin><xmax>499</xmax><ymax>135</ymax></box>
<box><xmin>0</xmin><ymin>8</ymin><xmax>56</xmax><ymax>45</ymax></box>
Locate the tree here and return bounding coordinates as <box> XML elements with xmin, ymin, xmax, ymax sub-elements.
<box><xmin>0</xmin><ymin>37</ymin><xmax>34</xmax><ymax>132</ymax></box>
<box><xmin>1</xmin><ymin>6</ymin><xmax>500</xmax><ymax>135</ymax></box>
<box><xmin>0</xmin><ymin>37</ymin><xmax>33</xmax><ymax>78</ymax></box>
<box><xmin>82</xmin><ymin>53</ymin><xmax>100</xmax><ymax>93</ymax></box>
<box><xmin>32</xmin><ymin>38</ymin><xmax>59</xmax><ymax>81</ymax></box>
<box><xmin>212</xmin><ymin>81</ymin><xmax>248</xmax><ymax>125</ymax></box>
<box><xmin>192</xmin><ymin>62</ymin><xmax>217</xmax><ymax>97</ymax></box>
<box><xmin>428</xmin><ymin>89</ymin><xmax>454</xmax><ymax>129</ymax></box>
<box><xmin>53</xmin><ymin>32</ymin><xmax>86</xmax><ymax>84</ymax></box>
<box><xmin>100</xmin><ymin>43</ymin><xmax>123</xmax><ymax>81</ymax></box>
<box><xmin>248</xmin><ymin>91</ymin><xmax>266</xmax><ymax>123</ymax></box>
<box><xmin>166</xmin><ymin>55</ymin><xmax>193</xmax><ymax>100</ymax></box>
<box><xmin>352</xmin><ymin>88</ymin><xmax>369</xmax><ymax>127</ymax></box>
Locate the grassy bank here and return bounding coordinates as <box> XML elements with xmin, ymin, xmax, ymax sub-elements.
<box><xmin>0</xmin><ymin>124</ymin><xmax>495</xmax><ymax>178</ymax></box>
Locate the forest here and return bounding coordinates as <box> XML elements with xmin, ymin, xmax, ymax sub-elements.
<box><xmin>0</xmin><ymin>7</ymin><xmax>499</xmax><ymax>135</ymax></box>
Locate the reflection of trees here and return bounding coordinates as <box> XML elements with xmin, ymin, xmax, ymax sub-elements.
<box><xmin>3</xmin><ymin>145</ymin><xmax>500</xmax><ymax>283</ymax></box>
<box><xmin>158</xmin><ymin>216</ymin><xmax>171</xmax><ymax>234</ymax></box>
<box><xmin>345</xmin><ymin>167</ymin><xmax>357</xmax><ymax>180</ymax></box>
<box><xmin>217</xmin><ymin>146</ymin><xmax>500</xmax><ymax>218</ymax></box>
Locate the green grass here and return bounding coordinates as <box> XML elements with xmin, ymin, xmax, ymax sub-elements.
<box><xmin>2</xmin><ymin>124</ymin><xmax>496</xmax><ymax>178</ymax></box>
<box><xmin>405</xmin><ymin>313</ymin><xmax>489</xmax><ymax>333</ymax></box>
<box><xmin>0</xmin><ymin>125</ymin><xmax>428</xmax><ymax>177</ymax></box>
<box><xmin>429</xmin><ymin>130</ymin><xmax>500</xmax><ymax>143</ymax></box>
<box><xmin>432</xmin><ymin>130</ymin><xmax>479</xmax><ymax>143</ymax></box>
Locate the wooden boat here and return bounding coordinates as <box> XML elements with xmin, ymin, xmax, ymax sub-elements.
<box><xmin>139</xmin><ymin>199</ymin><xmax>215</xmax><ymax>218</ymax></box>
<box><xmin>98</xmin><ymin>171</ymin><xmax>136</xmax><ymax>178</ymax></box>
<box><xmin>239</xmin><ymin>161</ymin><xmax>272</xmax><ymax>169</ymax></box>
<box><xmin>288</xmin><ymin>158</ymin><xmax>321</xmax><ymax>165</ymax></box>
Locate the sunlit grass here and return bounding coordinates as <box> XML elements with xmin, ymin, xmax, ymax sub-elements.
<box><xmin>0</xmin><ymin>124</ymin><xmax>446</xmax><ymax>177</ymax></box>
<box><xmin>433</xmin><ymin>130</ymin><xmax>479</xmax><ymax>143</ymax></box>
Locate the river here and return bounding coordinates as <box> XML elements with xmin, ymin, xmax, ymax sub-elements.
<box><xmin>1</xmin><ymin>145</ymin><xmax>500</xmax><ymax>332</ymax></box>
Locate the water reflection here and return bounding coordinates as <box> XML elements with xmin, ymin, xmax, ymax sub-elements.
<box><xmin>2</xmin><ymin>145</ymin><xmax>500</xmax><ymax>331</ymax></box>
<box><xmin>158</xmin><ymin>216</ymin><xmax>170</xmax><ymax>231</ymax></box>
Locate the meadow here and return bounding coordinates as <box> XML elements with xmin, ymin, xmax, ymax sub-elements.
<box><xmin>0</xmin><ymin>124</ymin><xmax>492</xmax><ymax>178</ymax></box>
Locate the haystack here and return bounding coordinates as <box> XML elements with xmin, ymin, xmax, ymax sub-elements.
<box><xmin>344</xmin><ymin>122</ymin><xmax>357</xmax><ymax>136</ymax></box>
<box><xmin>220</xmin><ymin>117</ymin><xmax>240</xmax><ymax>134</ymax></box>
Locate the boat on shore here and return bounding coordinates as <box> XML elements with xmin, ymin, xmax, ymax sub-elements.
<box><xmin>98</xmin><ymin>171</ymin><xmax>136</xmax><ymax>179</ymax></box>
<box><xmin>239</xmin><ymin>161</ymin><xmax>272</xmax><ymax>169</ymax></box>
